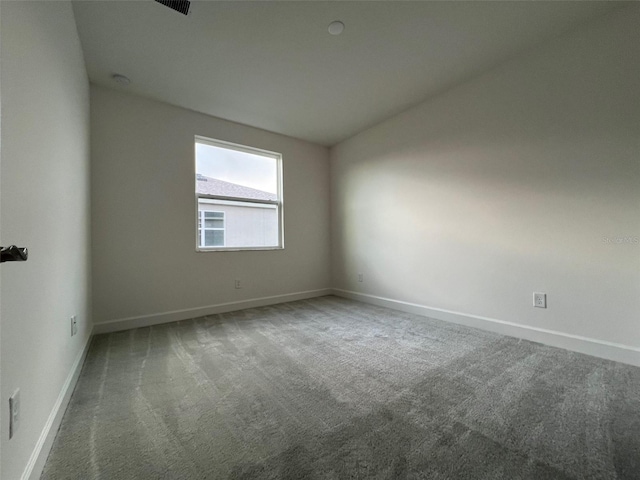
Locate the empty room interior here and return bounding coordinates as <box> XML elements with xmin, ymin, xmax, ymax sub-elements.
<box><xmin>1</xmin><ymin>1</ymin><xmax>640</xmax><ymax>479</ymax></box>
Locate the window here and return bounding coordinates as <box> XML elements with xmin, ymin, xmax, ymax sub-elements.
<box><xmin>198</xmin><ymin>211</ymin><xmax>225</xmax><ymax>247</ymax></box>
<box><xmin>195</xmin><ymin>136</ymin><xmax>283</xmax><ymax>250</ymax></box>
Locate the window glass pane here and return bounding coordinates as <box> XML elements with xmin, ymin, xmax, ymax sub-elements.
<box><xmin>205</xmin><ymin>229</ymin><xmax>224</xmax><ymax>246</ymax></box>
<box><xmin>196</xmin><ymin>143</ymin><xmax>277</xmax><ymax>196</ymax></box>
<box><xmin>195</xmin><ymin>137</ymin><xmax>282</xmax><ymax>249</ymax></box>
<box><xmin>205</xmin><ymin>219</ymin><xmax>224</xmax><ymax>228</ymax></box>
<box><xmin>197</xmin><ymin>199</ymin><xmax>279</xmax><ymax>248</ymax></box>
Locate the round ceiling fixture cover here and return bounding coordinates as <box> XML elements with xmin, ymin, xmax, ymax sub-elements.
<box><xmin>328</xmin><ymin>21</ymin><xmax>345</xmax><ymax>36</ymax></box>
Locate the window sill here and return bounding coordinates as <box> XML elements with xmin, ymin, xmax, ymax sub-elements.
<box><xmin>196</xmin><ymin>246</ymin><xmax>284</xmax><ymax>252</ymax></box>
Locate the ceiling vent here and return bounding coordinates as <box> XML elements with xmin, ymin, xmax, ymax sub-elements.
<box><xmin>154</xmin><ymin>0</ymin><xmax>190</xmax><ymax>16</ymax></box>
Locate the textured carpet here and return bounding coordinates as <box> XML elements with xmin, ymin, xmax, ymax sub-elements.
<box><xmin>41</xmin><ymin>296</ymin><xmax>640</xmax><ymax>479</ymax></box>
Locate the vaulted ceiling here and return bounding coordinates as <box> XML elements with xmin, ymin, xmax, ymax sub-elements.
<box><xmin>73</xmin><ymin>1</ymin><xmax>620</xmax><ymax>146</ymax></box>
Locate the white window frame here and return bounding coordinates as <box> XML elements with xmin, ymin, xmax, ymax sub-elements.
<box><xmin>198</xmin><ymin>210</ymin><xmax>225</xmax><ymax>247</ymax></box>
<box><xmin>195</xmin><ymin>136</ymin><xmax>284</xmax><ymax>251</ymax></box>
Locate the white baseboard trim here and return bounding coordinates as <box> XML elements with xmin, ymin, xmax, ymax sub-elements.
<box><xmin>93</xmin><ymin>289</ymin><xmax>333</xmax><ymax>334</ymax></box>
<box><xmin>23</xmin><ymin>329</ymin><xmax>94</xmax><ymax>480</ymax></box>
<box><xmin>333</xmin><ymin>289</ymin><xmax>640</xmax><ymax>368</ymax></box>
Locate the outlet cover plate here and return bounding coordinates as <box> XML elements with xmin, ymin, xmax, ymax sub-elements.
<box><xmin>71</xmin><ymin>315</ymin><xmax>78</xmax><ymax>336</ymax></box>
<box><xmin>9</xmin><ymin>389</ymin><xmax>20</xmax><ymax>439</ymax></box>
<box><xmin>533</xmin><ymin>292</ymin><xmax>547</xmax><ymax>308</ymax></box>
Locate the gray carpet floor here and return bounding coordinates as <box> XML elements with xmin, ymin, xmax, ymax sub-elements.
<box><xmin>41</xmin><ymin>296</ymin><xmax>640</xmax><ymax>479</ymax></box>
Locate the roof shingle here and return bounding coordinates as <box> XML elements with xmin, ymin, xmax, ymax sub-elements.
<box><xmin>196</xmin><ymin>175</ymin><xmax>277</xmax><ymax>201</ymax></box>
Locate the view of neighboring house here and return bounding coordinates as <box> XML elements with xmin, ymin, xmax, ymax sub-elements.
<box><xmin>196</xmin><ymin>174</ymin><xmax>279</xmax><ymax>248</ymax></box>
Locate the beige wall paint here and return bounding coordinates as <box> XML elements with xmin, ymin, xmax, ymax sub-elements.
<box><xmin>331</xmin><ymin>6</ymin><xmax>640</xmax><ymax>349</ymax></box>
<box><xmin>91</xmin><ymin>86</ymin><xmax>331</xmax><ymax>324</ymax></box>
<box><xmin>0</xmin><ymin>2</ymin><xmax>91</xmax><ymax>479</ymax></box>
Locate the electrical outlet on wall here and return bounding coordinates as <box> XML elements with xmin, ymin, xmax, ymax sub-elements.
<box><xmin>533</xmin><ymin>293</ymin><xmax>547</xmax><ymax>308</ymax></box>
<box><xmin>358</xmin><ymin>273</ymin><xmax>363</xmax><ymax>283</ymax></box>
<box><xmin>70</xmin><ymin>315</ymin><xmax>78</xmax><ymax>336</ymax></box>
<box><xmin>9</xmin><ymin>389</ymin><xmax>20</xmax><ymax>439</ymax></box>
<box><xmin>235</xmin><ymin>279</ymin><xmax>242</xmax><ymax>289</ymax></box>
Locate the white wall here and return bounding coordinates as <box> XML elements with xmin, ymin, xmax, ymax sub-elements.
<box><xmin>91</xmin><ymin>86</ymin><xmax>331</xmax><ymax>326</ymax></box>
<box><xmin>0</xmin><ymin>2</ymin><xmax>91</xmax><ymax>479</ymax></box>
<box><xmin>331</xmin><ymin>6</ymin><xmax>640</xmax><ymax>355</ymax></box>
